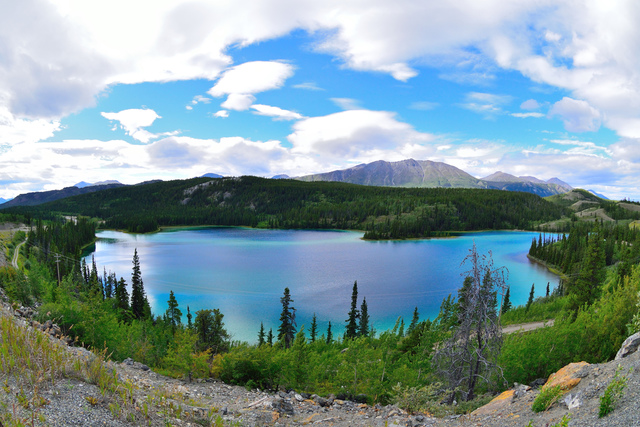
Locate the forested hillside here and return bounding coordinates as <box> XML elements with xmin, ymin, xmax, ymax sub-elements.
<box><xmin>4</xmin><ymin>176</ymin><xmax>569</xmax><ymax>238</ymax></box>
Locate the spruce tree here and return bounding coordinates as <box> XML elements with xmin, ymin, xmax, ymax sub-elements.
<box><xmin>407</xmin><ymin>306</ymin><xmax>419</xmax><ymax>334</ymax></box>
<box><xmin>258</xmin><ymin>322</ymin><xmax>266</xmax><ymax>346</ymax></box>
<box><xmin>165</xmin><ymin>290</ymin><xmax>182</xmax><ymax>334</ymax></box>
<box><xmin>525</xmin><ymin>284</ymin><xmax>535</xmax><ymax>312</ymax></box>
<box><xmin>114</xmin><ymin>277</ymin><xmax>130</xmax><ymax>321</ymax></box>
<box><xmin>130</xmin><ymin>249</ymin><xmax>149</xmax><ymax>320</ymax></box>
<box><xmin>501</xmin><ymin>287</ymin><xmax>512</xmax><ymax>314</ymax></box>
<box><xmin>359</xmin><ymin>297</ymin><xmax>370</xmax><ymax>337</ymax></box>
<box><xmin>546</xmin><ymin>282</ymin><xmax>550</xmax><ymax>297</ymax></box>
<box><xmin>186</xmin><ymin>306</ymin><xmax>193</xmax><ymax>329</ymax></box>
<box><xmin>278</xmin><ymin>287</ymin><xmax>296</xmax><ymax>348</ymax></box>
<box><xmin>326</xmin><ymin>321</ymin><xmax>333</xmax><ymax>344</ymax></box>
<box><xmin>345</xmin><ymin>280</ymin><xmax>359</xmax><ymax>339</ymax></box>
<box><xmin>310</xmin><ymin>313</ymin><xmax>318</xmax><ymax>342</ymax></box>
<box><xmin>267</xmin><ymin>328</ymin><xmax>274</xmax><ymax>346</ymax></box>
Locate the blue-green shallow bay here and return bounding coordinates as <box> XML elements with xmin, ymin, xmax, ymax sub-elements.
<box><xmin>86</xmin><ymin>228</ymin><xmax>558</xmax><ymax>343</ymax></box>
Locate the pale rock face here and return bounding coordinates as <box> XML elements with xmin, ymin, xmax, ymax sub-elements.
<box><xmin>615</xmin><ymin>331</ymin><xmax>640</xmax><ymax>360</ymax></box>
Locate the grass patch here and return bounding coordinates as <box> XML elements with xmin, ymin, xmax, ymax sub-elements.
<box><xmin>599</xmin><ymin>365</ymin><xmax>630</xmax><ymax>417</ymax></box>
<box><xmin>532</xmin><ymin>384</ymin><xmax>564</xmax><ymax>412</ymax></box>
<box><xmin>501</xmin><ymin>296</ymin><xmax>567</xmax><ymax>326</ymax></box>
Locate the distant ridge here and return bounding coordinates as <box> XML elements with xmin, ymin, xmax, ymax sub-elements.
<box><xmin>298</xmin><ymin>159</ymin><xmax>572</xmax><ymax>197</ymax></box>
<box><xmin>0</xmin><ymin>183</ymin><xmax>126</xmax><ymax>209</ymax></box>
<box><xmin>201</xmin><ymin>173</ymin><xmax>224</xmax><ymax>178</ymax></box>
<box><xmin>75</xmin><ymin>180</ymin><xmax>122</xmax><ymax>188</ymax></box>
<box><xmin>271</xmin><ymin>174</ymin><xmax>290</xmax><ymax>179</ymax></box>
<box><xmin>298</xmin><ymin>159</ymin><xmax>486</xmax><ymax>189</ymax></box>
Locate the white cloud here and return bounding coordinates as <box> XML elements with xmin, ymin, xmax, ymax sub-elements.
<box><xmin>520</xmin><ymin>99</ymin><xmax>541</xmax><ymax>110</ymax></box>
<box><xmin>101</xmin><ymin>108</ymin><xmax>161</xmax><ymax>143</ymax></box>
<box><xmin>548</xmin><ymin>97</ymin><xmax>601</xmax><ymax>132</ymax></box>
<box><xmin>208</xmin><ymin>61</ymin><xmax>294</xmax><ymax>97</ymax></box>
<box><xmin>549</xmin><ymin>139</ymin><xmax>611</xmax><ymax>156</ymax></box>
<box><xmin>0</xmin><ymin>107</ymin><xmax>61</xmax><ymax>144</ymax></box>
<box><xmin>288</xmin><ymin>110</ymin><xmax>436</xmax><ymax>164</ymax></box>
<box><xmin>213</xmin><ymin>110</ymin><xmax>229</xmax><ymax>118</ymax></box>
<box><xmin>221</xmin><ymin>94</ymin><xmax>256</xmax><ymax>111</ymax></box>
<box><xmin>511</xmin><ymin>112</ymin><xmax>544</xmax><ymax>118</ymax></box>
<box><xmin>251</xmin><ymin>105</ymin><xmax>304</xmax><ymax>121</ymax></box>
<box><xmin>331</xmin><ymin>98</ymin><xmax>361</xmax><ymax>110</ymax></box>
<box><xmin>293</xmin><ymin>82</ymin><xmax>324</xmax><ymax>91</ymax></box>
<box><xmin>461</xmin><ymin>92</ymin><xmax>512</xmax><ymax>117</ymax></box>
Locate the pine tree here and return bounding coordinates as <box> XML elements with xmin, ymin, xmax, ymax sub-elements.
<box><xmin>130</xmin><ymin>249</ymin><xmax>149</xmax><ymax>320</ymax></box>
<box><xmin>501</xmin><ymin>287</ymin><xmax>512</xmax><ymax>314</ymax></box>
<box><xmin>186</xmin><ymin>306</ymin><xmax>193</xmax><ymax>329</ymax></box>
<box><xmin>359</xmin><ymin>297</ymin><xmax>370</xmax><ymax>337</ymax></box>
<box><xmin>310</xmin><ymin>313</ymin><xmax>318</xmax><ymax>342</ymax></box>
<box><xmin>326</xmin><ymin>321</ymin><xmax>333</xmax><ymax>344</ymax></box>
<box><xmin>525</xmin><ymin>284</ymin><xmax>535</xmax><ymax>312</ymax></box>
<box><xmin>345</xmin><ymin>281</ymin><xmax>359</xmax><ymax>339</ymax></box>
<box><xmin>258</xmin><ymin>322</ymin><xmax>266</xmax><ymax>346</ymax></box>
<box><xmin>407</xmin><ymin>306</ymin><xmax>419</xmax><ymax>334</ymax></box>
<box><xmin>114</xmin><ymin>277</ymin><xmax>130</xmax><ymax>321</ymax></box>
<box><xmin>195</xmin><ymin>308</ymin><xmax>229</xmax><ymax>353</ymax></box>
<box><xmin>165</xmin><ymin>290</ymin><xmax>182</xmax><ymax>334</ymax></box>
<box><xmin>278</xmin><ymin>287</ymin><xmax>296</xmax><ymax>348</ymax></box>
<box><xmin>267</xmin><ymin>328</ymin><xmax>274</xmax><ymax>346</ymax></box>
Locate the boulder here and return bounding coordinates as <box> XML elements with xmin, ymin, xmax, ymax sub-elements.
<box><xmin>544</xmin><ymin>361</ymin><xmax>589</xmax><ymax>391</ymax></box>
<box><xmin>471</xmin><ymin>389</ymin><xmax>514</xmax><ymax>416</ymax></box>
<box><xmin>615</xmin><ymin>332</ymin><xmax>640</xmax><ymax>360</ymax></box>
<box><xmin>271</xmin><ymin>398</ymin><xmax>294</xmax><ymax>415</ymax></box>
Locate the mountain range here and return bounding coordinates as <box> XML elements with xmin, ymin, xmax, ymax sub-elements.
<box><xmin>0</xmin><ymin>160</ymin><xmax>572</xmax><ymax>209</ymax></box>
<box><xmin>297</xmin><ymin>159</ymin><xmax>571</xmax><ymax>197</ymax></box>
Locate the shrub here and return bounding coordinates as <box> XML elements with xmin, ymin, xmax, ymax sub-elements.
<box><xmin>599</xmin><ymin>366</ymin><xmax>630</xmax><ymax>417</ymax></box>
<box><xmin>532</xmin><ymin>385</ymin><xmax>564</xmax><ymax>412</ymax></box>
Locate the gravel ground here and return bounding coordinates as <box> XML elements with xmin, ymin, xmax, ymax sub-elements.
<box><xmin>3</xmin><ymin>292</ymin><xmax>640</xmax><ymax>426</ymax></box>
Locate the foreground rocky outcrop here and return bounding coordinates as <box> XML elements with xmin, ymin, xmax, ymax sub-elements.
<box><xmin>3</xmin><ymin>290</ymin><xmax>640</xmax><ymax>426</ymax></box>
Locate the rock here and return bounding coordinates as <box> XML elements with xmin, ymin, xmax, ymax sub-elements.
<box><xmin>271</xmin><ymin>398</ymin><xmax>294</xmax><ymax>415</ymax></box>
<box><xmin>315</xmin><ymin>396</ymin><xmax>331</xmax><ymax>407</ymax></box>
<box><xmin>122</xmin><ymin>357</ymin><xmax>134</xmax><ymax>366</ymax></box>
<box><xmin>471</xmin><ymin>389</ymin><xmax>515</xmax><ymax>416</ymax></box>
<box><xmin>615</xmin><ymin>332</ymin><xmax>640</xmax><ymax>360</ymax></box>
<box><xmin>294</xmin><ymin>393</ymin><xmax>304</xmax><ymax>402</ymax></box>
<box><xmin>512</xmin><ymin>383</ymin><xmax>531</xmax><ymax>400</ymax></box>
<box><xmin>563</xmin><ymin>392</ymin><xmax>583</xmax><ymax>410</ymax></box>
<box><xmin>529</xmin><ymin>378</ymin><xmax>546</xmax><ymax>388</ymax></box>
<box><xmin>544</xmin><ymin>361</ymin><xmax>589</xmax><ymax>391</ymax></box>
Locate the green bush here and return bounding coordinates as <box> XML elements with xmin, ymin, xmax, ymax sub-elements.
<box><xmin>532</xmin><ymin>385</ymin><xmax>564</xmax><ymax>413</ymax></box>
<box><xmin>599</xmin><ymin>366</ymin><xmax>629</xmax><ymax>417</ymax></box>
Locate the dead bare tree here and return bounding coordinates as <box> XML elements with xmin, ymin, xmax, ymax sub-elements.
<box><xmin>433</xmin><ymin>242</ymin><xmax>508</xmax><ymax>403</ymax></box>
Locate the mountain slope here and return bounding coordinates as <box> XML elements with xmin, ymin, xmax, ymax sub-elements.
<box><xmin>298</xmin><ymin>159</ymin><xmax>571</xmax><ymax>197</ymax></box>
<box><xmin>0</xmin><ymin>183</ymin><xmax>126</xmax><ymax>209</ymax></box>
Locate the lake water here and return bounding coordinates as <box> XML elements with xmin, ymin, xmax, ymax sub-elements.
<box><xmin>85</xmin><ymin>228</ymin><xmax>558</xmax><ymax>343</ymax></box>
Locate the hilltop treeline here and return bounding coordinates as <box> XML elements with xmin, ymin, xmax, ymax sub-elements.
<box><xmin>5</xmin><ymin>176</ymin><xmax>568</xmax><ymax>238</ymax></box>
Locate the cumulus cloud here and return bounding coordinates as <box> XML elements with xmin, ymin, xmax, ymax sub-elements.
<box><xmin>0</xmin><ymin>107</ymin><xmax>61</xmax><ymax>144</ymax></box>
<box><xmin>208</xmin><ymin>61</ymin><xmax>294</xmax><ymax>97</ymax></box>
<box><xmin>548</xmin><ymin>97</ymin><xmax>602</xmax><ymax>132</ymax></box>
<box><xmin>101</xmin><ymin>108</ymin><xmax>161</xmax><ymax>143</ymax></box>
<box><xmin>288</xmin><ymin>110</ymin><xmax>436</xmax><ymax>164</ymax></box>
<box><xmin>213</xmin><ymin>110</ymin><xmax>229</xmax><ymax>118</ymax></box>
<box><xmin>251</xmin><ymin>105</ymin><xmax>304</xmax><ymax>120</ymax></box>
<box><xmin>221</xmin><ymin>94</ymin><xmax>256</xmax><ymax>111</ymax></box>
<box><xmin>520</xmin><ymin>99</ymin><xmax>541</xmax><ymax>110</ymax></box>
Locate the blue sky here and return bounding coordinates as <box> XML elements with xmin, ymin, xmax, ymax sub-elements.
<box><xmin>1</xmin><ymin>0</ymin><xmax>639</xmax><ymax>200</ymax></box>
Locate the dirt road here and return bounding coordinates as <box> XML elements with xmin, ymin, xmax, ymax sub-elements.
<box><xmin>502</xmin><ymin>319</ymin><xmax>554</xmax><ymax>334</ymax></box>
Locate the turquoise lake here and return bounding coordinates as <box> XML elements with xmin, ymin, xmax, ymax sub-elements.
<box><xmin>86</xmin><ymin>228</ymin><xmax>558</xmax><ymax>343</ymax></box>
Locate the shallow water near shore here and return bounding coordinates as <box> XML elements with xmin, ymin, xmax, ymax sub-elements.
<box><xmin>86</xmin><ymin>228</ymin><xmax>558</xmax><ymax>343</ymax></box>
